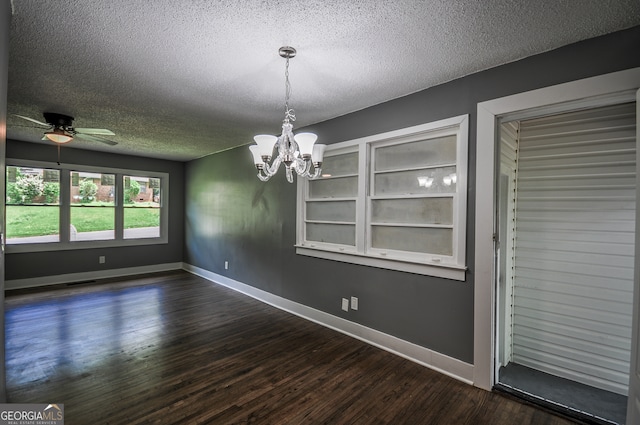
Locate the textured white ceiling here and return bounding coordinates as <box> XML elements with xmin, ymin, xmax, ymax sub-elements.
<box><xmin>6</xmin><ymin>0</ymin><xmax>640</xmax><ymax>161</ymax></box>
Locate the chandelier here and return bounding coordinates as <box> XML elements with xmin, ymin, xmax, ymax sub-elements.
<box><xmin>249</xmin><ymin>46</ymin><xmax>326</xmax><ymax>183</ymax></box>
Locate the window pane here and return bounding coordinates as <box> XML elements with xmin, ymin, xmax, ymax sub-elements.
<box><xmin>322</xmin><ymin>152</ymin><xmax>358</xmax><ymax>177</ymax></box>
<box><xmin>374</xmin><ymin>135</ymin><xmax>456</xmax><ymax>171</ymax></box>
<box><xmin>371</xmin><ymin>226</ymin><xmax>453</xmax><ymax>255</ymax></box>
<box><xmin>124</xmin><ymin>176</ymin><xmax>161</xmax><ymax>239</ymax></box>
<box><xmin>71</xmin><ymin>172</ymin><xmax>115</xmax><ymax>241</ymax></box>
<box><xmin>6</xmin><ymin>206</ymin><xmax>60</xmax><ymax>244</ymax></box>
<box><xmin>6</xmin><ymin>166</ymin><xmax>60</xmax><ymax>244</ymax></box>
<box><xmin>371</xmin><ymin>198</ymin><xmax>453</xmax><ymax>225</ymax></box>
<box><xmin>309</xmin><ymin>176</ymin><xmax>358</xmax><ymax>199</ymax></box>
<box><xmin>306</xmin><ymin>201</ymin><xmax>355</xmax><ymax>222</ymax></box>
<box><xmin>306</xmin><ymin>223</ymin><xmax>355</xmax><ymax>246</ymax></box>
<box><xmin>7</xmin><ymin>166</ymin><xmax>60</xmax><ymax>205</ymax></box>
<box><xmin>374</xmin><ymin>166</ymin><xmax>457</xmax><ymax>195</ymax></box>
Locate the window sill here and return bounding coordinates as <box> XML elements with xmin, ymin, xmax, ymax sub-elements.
<box><xmin>6</xmin><ymin>236</ymin><xmax>168</xmax><ymax>254</ymax></box>
<box><xmin>295</xmin><ymin>245</ymin><xmax>467</xmax><ymax>281</ymax></box>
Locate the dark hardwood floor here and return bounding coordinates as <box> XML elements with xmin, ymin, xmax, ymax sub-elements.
<box><xmin>5</xmin><ymin>271</ymin><xmax>580</xmax><ymax>424</ymax></box>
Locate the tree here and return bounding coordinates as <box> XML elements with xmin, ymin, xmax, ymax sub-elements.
<box><xmin>42</xmin><ymin>182</ymin><xmax>60</xmax><ymax>203</ymax></box>
<box><xmin>79</xmin><ymin>178</ymin><xmax>98</xmax><ymax>203</ymax></box>
<box><xmin>124</xmin><ymin>179</ymin><xmax>140</xmax><ymax>204</ymax></box>
<box><xmin>6</xmin><ymin>182</ymin><xmax>20</xmax><ymax>204</ymax></box>
<box><xmin>6</xmin><ymin>167</ymin><xmax>22</xmax><ymax>204</ymax></box>
<box><xmin>15</xmin><ymin>174</ymin><xmax>43</xmax><ymax>203</ymax></box>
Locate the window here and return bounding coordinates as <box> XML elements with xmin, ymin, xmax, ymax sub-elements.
<box><xmin>297</xmin><ymin>115</ymin><xmax>468</xmax><ymax>280</ymax></box>
<box><xmin>5</xmin><ymin>160</ymin><xmax>168</xmax><ymax>252</ymax></box>
<box><xmin>6</xmin><ymin>166</ymin><xmax>61</xmax><ymax>244</ymax></box>
<box><xmin>123</xmin><ymin>175</ymin><xmax>161</xmax><ymax>239</ymax></box>
<box><xmin>71</xmin><ymin>171</ymin><xmax>115</xmax><ymax>241</ymax></box>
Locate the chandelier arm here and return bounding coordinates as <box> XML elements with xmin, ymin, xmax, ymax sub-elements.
<box><xmin>309</xmin><ymin>166</ymin><xmax>322</xmax><ymax>179</ymax></box>
<box><xmin>301</xmin><ymin>163</ymin><xmax>321</xmax><ymax>179</ymax></box>
<box><xmin>292</xmin><ymin>157</ymin><xmax>308</xmax><ymax>175</ymax></box>
<box><xmin>264</xmin><ymin>156</ymin><xmax>283</xmax><ymax>177</ymax></box>
<box><xmin>303</xmin><ymin>158</ymin><xmax>312</xmax><ymax>175</ymax></box>
<box><xmin>257</xmin><ymin>171</ymin><xmax>271</xmax><ymax>182</ymax></box>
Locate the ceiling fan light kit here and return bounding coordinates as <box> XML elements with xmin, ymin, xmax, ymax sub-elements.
<box><xmin>45</xmin><ymin>128</ymin><xmax>73</xmax><ymax>144</ymax></box>
<box><xmin>249</xmin><ymin>46</ymin><xmax>326</xmax><ymax>183</ymax></box>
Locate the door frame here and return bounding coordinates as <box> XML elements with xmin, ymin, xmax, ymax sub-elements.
<box><xmin>473</xmin><ymin>67</ymin><xmax>640</xmax><ymax>392</ymax></box>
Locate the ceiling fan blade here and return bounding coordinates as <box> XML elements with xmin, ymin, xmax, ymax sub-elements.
<box><xmin>75</xmin><ymin>128</ymin><xmax>116</xmax><ymax>136</ymax></box>
<box><xmin>75</xmin><ymin>133</ymin><xmax>118</xmax><ymax>146</ymax></box>
<box><xmin>14</xmin><ymin>114</ymin><xmax>50</xmax><ymax>127</ymax></box>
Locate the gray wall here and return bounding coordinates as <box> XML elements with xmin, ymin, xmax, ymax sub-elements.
<box><xmin>5</xmin><ymin>140</ymin><xmax>185</xmax><ymax>281</ymax></box>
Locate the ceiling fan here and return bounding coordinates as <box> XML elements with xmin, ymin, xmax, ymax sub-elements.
<box><xmin>13</xmin><ymin>112</ymin><xmax>117</xmax><ymax>146</ymax></box>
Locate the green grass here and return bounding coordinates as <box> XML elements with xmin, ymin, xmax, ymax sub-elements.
<box><xmin>6</xmin><ymin>206</ymin><xmax>59</xmax><ymax>238</ymax></box>
<box><xmin>6</xmin><ymin>205</ymin><xmax>160</xmax><ymax>238</ymax></box>
<box><xmin>123</xmin><ymin>207</ymin><xmax>160</xmax><ymax>229</ymax></box>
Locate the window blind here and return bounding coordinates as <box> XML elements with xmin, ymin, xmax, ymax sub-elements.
<box><xmin>511</xmin><ymin>102</ymin><xmax>637</xmax><ymax>395</ymax></box>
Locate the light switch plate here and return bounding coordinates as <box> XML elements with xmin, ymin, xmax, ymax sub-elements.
<box><xmin>341</xmin><ymin>298</ymin><xmax>349</xmax><ymax>312</ymax></box>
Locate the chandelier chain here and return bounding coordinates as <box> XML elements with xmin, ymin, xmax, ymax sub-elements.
<box><xmin>284</xmin><ymin>56</ymin><xmax>295</xmax><ymax>123</ymax></box>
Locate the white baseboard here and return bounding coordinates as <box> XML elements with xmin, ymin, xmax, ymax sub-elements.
<box><xmin>6</xmin><ymin>262</ymin><xmax>184</xmax><ymax>290</ymax></box>
<box><xmin>183</xmin><ymin>263</ymin><xmax>474</xmax><ymax>386</ymax></box>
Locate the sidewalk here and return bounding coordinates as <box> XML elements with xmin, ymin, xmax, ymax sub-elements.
<box><xmin>7</xmin><ymin>226</ymin><xmax>160</xmax><ymax>244</ymax></box>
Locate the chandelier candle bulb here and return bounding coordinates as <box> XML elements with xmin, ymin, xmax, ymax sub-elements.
<box><xmin>253</xmin><ymin>134</ymin><xmax>278</xmax><ymax>160</ymax></box>
<box><xmin>312</xmin><ymin>144</ymin><xmax>327</xmax><ymax>165</ymax></box>
<box><xmin>249</xmin><ymin>145</ymin><xmax>265</xmax><ymax>169</ymax></box>
<box><xmin>293</xmin><ymin>132</ymin><xmax>318</xmax><ymax>158</ymax></box>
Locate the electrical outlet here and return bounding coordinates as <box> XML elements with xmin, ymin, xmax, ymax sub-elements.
<box><xmin>351</xmin><ymin>296</ymin><xmax>358</xmax><ymax>311</ymax></box>
<box><xmin>341</xmin><ymin>298</ymin><xmax>349</xmax><ymax>312</ymax></box>
<box><xmin>99</xmin><ymin>256</ymin><xmax>106</xmax><ymax>264</ymax></box>
<box><xmin>224</xmin><ymin>261</ymin><xmax>229</xmax><ymax>270</ymax></box>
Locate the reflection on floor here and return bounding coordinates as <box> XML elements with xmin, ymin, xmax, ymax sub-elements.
<box><xmin>498</xmin><ymin>363</ymin><xmax>627</xmax><ymax>425</ymax></box>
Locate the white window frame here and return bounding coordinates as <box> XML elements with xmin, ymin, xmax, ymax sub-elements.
<box><xmin>5</xmin><ymin>159</ymin><xmax>169</xmax><ymax>253</ymax></box>
<box><xmin>296</xmin><ymin>114</ymin><xmax>468</xmax><ymax>281</ymax></box>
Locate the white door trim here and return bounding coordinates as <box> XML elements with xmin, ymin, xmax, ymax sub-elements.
<box><xmin>474</xmin><ymin>67</ymin><xmax>640</xmax><ymax>391</ymax></box>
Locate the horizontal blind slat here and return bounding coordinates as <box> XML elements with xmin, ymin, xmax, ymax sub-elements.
<box><xmin>511</xmin><ymin>102</ymin><xmax>636</xmax><ymax>395</ymax></box>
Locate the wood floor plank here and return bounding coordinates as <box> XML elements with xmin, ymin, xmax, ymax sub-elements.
<box><xmin>5</xmin><ymin>271</ymin><xmax>580</xmax><ymax>424</ymax></box>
